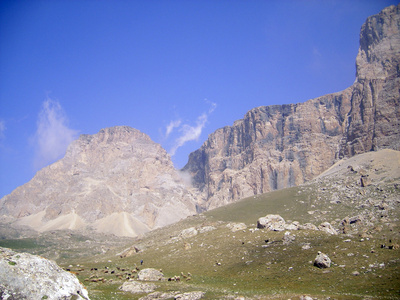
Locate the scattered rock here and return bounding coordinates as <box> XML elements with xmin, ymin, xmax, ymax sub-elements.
<box><xmin>118</xmin><ymin>246</ymin><xmax>141</xmax><ymax>258</ymax></box>
<box><xmin>184</xmin><ymin>242</ymin><xmax>191</xmax><ymax>250</ymax></box>
<box><xmin>119</xmin><ymin>280</ymin><xmax>157</xmax><ymax>294</ymax></box>
<box><xmin>318</xmin><ymin>222</ymin><xmax>337</xmax><ymax>235</ymax></box>
<box><xmin>198</xmin><ymin>226</ymin><xmax>216</xmax><ymax>233</ymax></box>
<box><xmin>284</xmin><ymin>221</ymin><xmax>300</xmax><ymax>230</ymax></box>
<box><xmin>137</xmin><ymin>268</ymin><xmax>165</xmax><ymax>281</ymax></box>
<box><xmin>257</xmin><ymin>214</ymin><xmax>286</xmax><ymax>231</ymax></box>
<box><xmin>352</xmin><ymin>271</ymin><xmax>360</xmax><ymax>276</ymax></box>
<box><xmin>314</xmin><ymin>251</ymin><xmax>331</xmax><ymax>268</ymax></box>
<box><xmin>179</xmin><ymin>227</ymin><xmax>198</xmax><ymax>239</ymax></box>
<box><xmin>360</xmin><ymin>175</ymin><xmax>371</xmax><ymax>187</ymax></box>
<box><xmin>0</xmin><ymin>247</ymin><xmax>90</xmax><ymax>300</ymax></box>
<box><xmin>227</xmin><ymin>223</ymin><xmax>247</xmax><ymax>232</ymax></box>
<box><xmin>139</xmin><ymin>291</ymin><xmax>179</xmax><ymax>300</ymax></box>
<box><xmin>282</xmin><ymin>231</ymin><xmax>296</xmax><ymax>245</ymax></box>
<box><xmin>300</xmin><ymin>223</ymin><xmax>318</xmax><ymax>230</ymax></box>
<box><xmin>175</xmin><ymin>291</ymin><xmax>205</xmax><ymax>300</ymax></box>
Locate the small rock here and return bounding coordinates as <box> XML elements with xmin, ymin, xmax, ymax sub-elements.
<box><xmin>352</xmin><ymin>271</ymin><xmax>360</xmax><ymax>276</ymax></box>
<box><xmin>137</xmin><ymin>268</ymin><xmax>165</xmax><ymax>281</ymax></box>
<box><xmin>257</xmin><ymin>214</ymin><xmax>286</xmax><ymax>231</ymax></box>
<box><xmin>300</xmin><ymin>223</ymin><xmax>318</xmax><ymax>230</ymax></box>
<box><xmin>227</xmin><ymin>223</ymin><xmax>247</xmax><ymax>232</ymax></box>
<box><xmin>198</xmin><ymin>226</ymin><xmax>216</xmax><ymax>233</ymax></box>
<box><xmin>175</xmin><ymin>291</ymin><xmax>205</xmax><ymax>300</ymax></box>
<box><xmin>318</xmin><ymin>222</ymin><xmax>337</xmax><ymax>235</ymax></box>
<box><xmin>179</xmin><ymin>227</ymin><xmax>198</xmax><ymax>239</ymax></box>
<box><xmin>139</xmin><ymin>291</ymin><xmax>179</xmax><ymax>300</ymax></box>
<box><xmin>282</xmin><ymin>231</ymin><xmax>295</xmax><ymax>245</ymax></box>
<box><xmin>119</xmin><ymin>280</ymin><xmax>157</xmax><ymax>294</ymax></box>
<box><xmin>314</xmin><ymin>251</ymin><xmax>331</xmax><ymax>268</ymax></box>
<box><xmin>299</xmin><ymin>296</ymin><xmax>313</xmax><ymax>300</ymax></box>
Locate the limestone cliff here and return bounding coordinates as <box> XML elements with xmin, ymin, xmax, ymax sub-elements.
<box><xmin>183</xmin><ymin>4</ymin><xmax>400</xmax><ymax>210</ymax></box>
<box><xmin>339</xmin><ymin>4</ymin><xmax>400</xmax><ymax>156</ymax></box>
<box><xmin>0</xmin><ymin>126</ymin><xmax>198</xmax><ymax>237</ymax></box>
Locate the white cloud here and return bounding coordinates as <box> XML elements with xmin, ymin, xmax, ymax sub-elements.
<box><xmin>33</xmin><ymin>99</ymin><xmax>79</xmax><ymax>170</ymax></box>
<box><xmin>168</xmin><ymin>101</ymin><xmax>216</xmax><ymax>156</ymax></box>
<box><xmin>0</xmin><ymin>120</ymin><xmax>5</xmax><ymax>139</ymax></box>
<box><xmin>165</xmin><ymin>119</ymin><xmax>181</xmax><ymax>138</ymax></box>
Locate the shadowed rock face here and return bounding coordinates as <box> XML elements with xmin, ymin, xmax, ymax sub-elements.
<box><xmin>183</xmin><ymin>4</ymin><xmax>400</xmax><ymax>210</ymax></box>
<box><xmin>0</xmin><ymin>126</ymin><xmax>198</xmax><ymax>237</ymax></box>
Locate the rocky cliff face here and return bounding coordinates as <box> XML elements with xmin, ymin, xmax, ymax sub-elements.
<box><xmin>0</xmin><ymin>126</ymin><xmax>198</xmax><ymax>237</ymax></box>
<box><xmin>339</xmin><ymin>4</ymin><xmax>400</xmax><ymax>156</ymax></box>
<box><xmin>183</xmin><ymin>4</ymin><xmax>400</xmax><ymax>210</ymax></box>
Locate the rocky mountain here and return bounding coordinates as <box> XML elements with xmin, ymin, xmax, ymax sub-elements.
<box><xmin>0</xmin><ymin>126</ymin><xmax>198</xmax><ymax>237</ymax></box>
<box><xmin>183</xmin><ymin>4</ymin><xmax>400</xmax><ymax>210</ymax></box>
<box><xmin>1</xmin><ymin>5</ymin><xmax>399</xmax><ymax>239</ymax></box>
<box><xmin>46</xmin><ymin>148</ymin><xmax>399</xmax><ymax>300</ymax></box>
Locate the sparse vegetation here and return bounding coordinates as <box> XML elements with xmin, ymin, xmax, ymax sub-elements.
<box><xmin>1</xmin><ymin>152</ymin><xmax>400</xmax><ymax>299</ymax></box>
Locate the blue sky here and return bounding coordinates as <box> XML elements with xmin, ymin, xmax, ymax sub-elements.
<box><xmin>0</xmin><ymin>0</ymin><xmax>397</xmax><ymax>198</ymax></box>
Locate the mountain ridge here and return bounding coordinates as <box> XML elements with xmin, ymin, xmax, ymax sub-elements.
<box><xmin>1</xmin><ymin>4</ymin><xmax>399</xmax><ymax>237</ymax></box>
<box><xmin>0</xmin><ymin>126</ymin><xmax>199</xmax><ymax>237</ymax></box>
<box><xmin>183</xmin><ymin>3</ymin><xmax>400</xmax><ymax>210</ymax></box>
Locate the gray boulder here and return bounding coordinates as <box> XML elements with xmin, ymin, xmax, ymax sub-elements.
<box><xmin>299</xmin><ymin>223</ymin><xmax>318</xmax><ymax>230</ymax></box>
<box><xmin>257</xmin><ymin>214</ymin><xmax>286</xmax><ymax>231</ymax></box>
<box><xmin>282</xmin><ymin>231</ymin><xmax>296</xmax><ymax>245</ymax></box>
<box><xmin>137</xmin><ymin>268</ymin><xmax>165</xmax><ymax>281</ymax></box>
<box><xmin>119</xmin><ymin>280</ymin><xmax>157</xmax><ymax>294</ymax></box>
<box><xmin>318</xmin><ymin>222</ymin><xmax>337</xmax><ymax>235</ymax></box>
<box><xmin>314</xmin><ymin>251</ymin><xmax>331</xmax><ymax>268</ymax></box>
<box><xmin>0</xmin><ymin>247</ymin><xmax>89</xmax><ymax>300</ymax></box>
<box><xmin>227</xmin><ymin>222</ymin><xmax>247</xmax><ymax>232</ymax></box>
<box><xmin>139</xmin><ymin>291</ymin><xmax>180</xmax><ymax>300</ymax></box>
<box><xmin>179</xmin><ymin>227</ymin><xmax>198</xmax><ymax>239</ymax></box>
<box><xmin>175</xmin><ymin>291</ymin><xmax>205</xmax><ymax>300</ymax></box>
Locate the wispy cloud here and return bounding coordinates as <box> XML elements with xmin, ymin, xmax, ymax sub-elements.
<box><xmin>168</xmin><ymin>100</ymin><xmax>217</xmax><ymax>156</ymax></box>
<box><xmin>165</xmin><ymin>119</ymin><xmax>181</xmax><ymax>138</ymax></box>
<box><xmin>0</xmin><ymin>120</ymin><xmax>5</xmax><ymax>140</ymax></box>
<box><xmin>32</xmin><ymin>99</ymin><xmax>79</xmax><ymax>170</ymax></box>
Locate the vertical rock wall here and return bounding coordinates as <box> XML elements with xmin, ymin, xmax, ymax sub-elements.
<box><xmin>184</xmin><ymin>4</ymin><xmax>400</xmax><ymax>210</ymax></box>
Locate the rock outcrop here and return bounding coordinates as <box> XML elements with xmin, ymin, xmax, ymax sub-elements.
<box><xmin>119</xmin><ymin>280</ymin><xmax>157</xmax><ymax>294</ymax></box>
<box><xmin>183</xmin><ymin>4</ymin><xmax>400</xmax><ymax>210</ymax></box>
<box><xmin>137</xmin><ymin>268</ymin><xmax>165</xmax><ymax>281</ymax></box>
<box><xmin>314</xmin><ymin>251</ymin><xmax>331</xmax><ymax>269</ymax></box>
<box><xmin>0</xmin><ymin>247</ymin><xmax>89</xmax><ymax>299</ymax></box>
<box><xmin>0</xmin><ymin>126</ymin><xmax>198</xmax><ymax>237</ymax></box>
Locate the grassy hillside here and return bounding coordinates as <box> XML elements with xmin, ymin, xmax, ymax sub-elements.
<box><xmin>63</xmin><ymin>172</ymin><xmax>400</xmax><ymax>299</ymax></box>
<box><xmin>2</xmin><ymin>150</ymin><xmax>400</xmax><ymax>299</ymax></box>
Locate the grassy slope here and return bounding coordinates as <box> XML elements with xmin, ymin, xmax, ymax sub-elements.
<box><xmin>63</xmin><ymin>175</ymin><xmax>400</xmax><ymax>300</ymax></box>
<box><xmin>2</xmin><ymin>151</ymin><xmax>400</xmax><ymax>299</ymax></box>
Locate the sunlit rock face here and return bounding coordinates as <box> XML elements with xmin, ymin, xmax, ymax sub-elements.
<box><xmin>339</xmin><ymin>4</ymin><xmax>400</xmax><ymax>156</ymax></box>
<box><xmin>183</xmin><ymin>4</ymin><xmax>400</xmax><ymax>210</ymax></box>
<box><xmin>0</xmin><ymin>126</ymin><xmax>199</xmax><ymax>237</ymax></box>
<box><xmin>1</xmin><ymin>5</ymin><xmax>399</xmax><ymax>235</ymax></box>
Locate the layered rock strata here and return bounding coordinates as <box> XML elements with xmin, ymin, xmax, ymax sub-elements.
<box><xmin>183</xmin><ymin>4</ymin><xmax>400</xmax><ymax>210</ymax></box>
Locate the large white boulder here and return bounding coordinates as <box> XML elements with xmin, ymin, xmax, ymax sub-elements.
<box><xmin>0</xmin><ymin>247</ymin><xmax>89</xmax><ymax>300</ymax></box>
<box><xmin>257</xmin><ymin>214</ymin><xmax>286</xmax><ymax>231</ymax></box>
